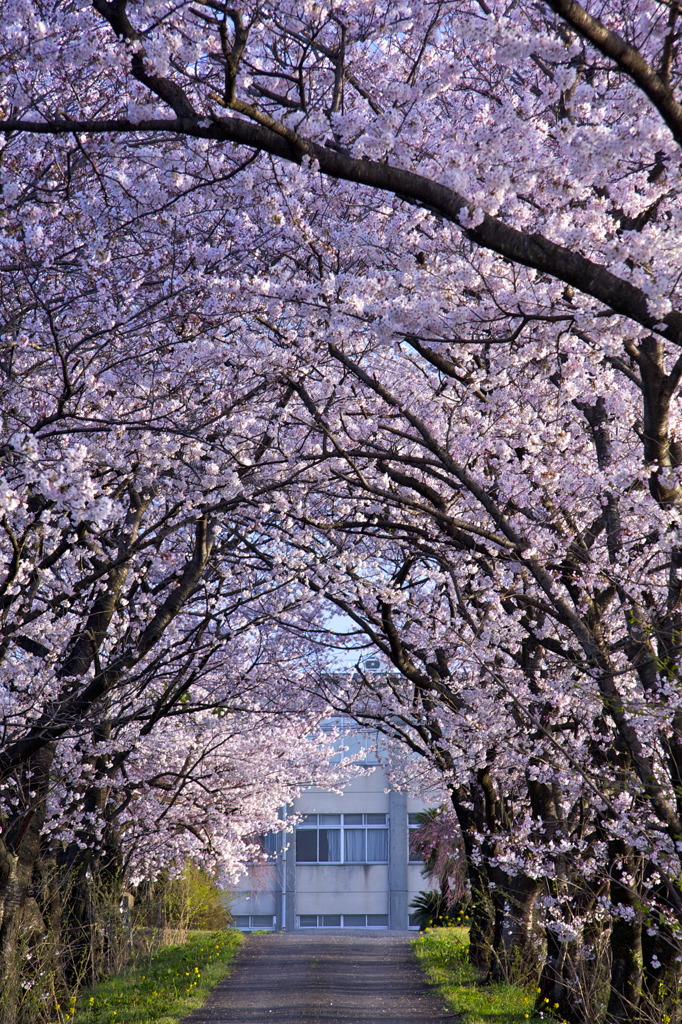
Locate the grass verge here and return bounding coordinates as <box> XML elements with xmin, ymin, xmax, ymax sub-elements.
<box><xmin>412</xmin><ymin>927</ymin><xmax>548</xmax><ymax>1024</ymax></box>
<box><xmin>65</xmin><ymin>929</ymin><xmax>244</xmax><ymax>1024</ymax></box>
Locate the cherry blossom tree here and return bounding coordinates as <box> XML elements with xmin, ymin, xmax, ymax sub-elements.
<box><xmin>4</xmin><ymin>2</ymin><xmax>682</xmax><ymax>1023</ymax></box>
<box><xmin>0</xmin><ymin>115</ymin><xmax>339</xmax><ymax>1019</ymax></box>
<box><xmin>0</xmin><ymin>268</ymin><xmax>340</xmax><ymax>1015</ymax></box>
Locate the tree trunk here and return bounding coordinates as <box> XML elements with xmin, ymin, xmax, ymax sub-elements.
<box><xmin>490</xmin><ymin>873</ymin><xmax>541</xmax><ymax>984</ymax></box>
<box><xmin>538</xmin><ymin>926</ymin><xmax>587</xmax><ymax>1024</ymax></box>
<box><xmin>467</xmin><ymin>860</ymin><xmax>495</xmax><ymax>973</ymax></box>
<box><xmin>0</xmin><ymin>745</ymin><xmax>55</xmax><ymax>1024</ymax></box>
<box><xmin>57</xmin><ymin>761</ymin><xmax>125</xmax><ymax>990</ymax></box>
<box><xmin>450</xmin><ymin>785</ymin><xmax>495</xmax><ymax>973</ymax></box>
<box><xmin>604</xmin><ymin>840</ymin><xmax>643</xmax><ymax>1024</ymax></box>
<box><xmin>640</xmin><ymin>896</ymin><xmax>682</xmax><ymax>1023</ymax></box>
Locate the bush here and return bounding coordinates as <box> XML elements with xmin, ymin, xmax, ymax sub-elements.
<box><xmin>410</xmin><ymin>889</ymin><xmax>453</xmax><ymax>930</ymax></box>
<box><xmin>135</xmin><ymin>862</ymin><xmax>232</xmax><ymax>932</ymax></box>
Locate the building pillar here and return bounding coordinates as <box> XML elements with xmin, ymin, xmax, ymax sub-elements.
<box><xmin>273</xmin><ymin>817</ymin><xmax>285</xmax><ymax>931</ymax></box>
<box><xmin>388</xmin><ymin>789</ymin><xmax>408</xmax><ymax>929</ymax></box>
<box><xmin>284</xmin><ymin>820</ymin><xmax>296</xmax><ymax>931</ymax></box>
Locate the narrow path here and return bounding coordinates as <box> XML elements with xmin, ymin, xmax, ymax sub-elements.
<box><xmin>179</xmin><ymin>932</ymin><xmax>458</xmax><ymax>1024</ymax></box>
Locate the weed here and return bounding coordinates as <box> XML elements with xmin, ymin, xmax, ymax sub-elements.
<box><xmin>71</xmin><ymin>929</ymin><xmax>243</xmax><ymax>1024</ymax></box>
<box><xmin>413</xmin><ymin>927</ymin><xmax>545</xmax><ymax>1024</ymax></box>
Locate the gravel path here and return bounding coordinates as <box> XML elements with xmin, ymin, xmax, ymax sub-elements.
<box><xmin>179</xmin><ymin>932</ymin><xmax>458</xmax><ymax>1024</ymax></box>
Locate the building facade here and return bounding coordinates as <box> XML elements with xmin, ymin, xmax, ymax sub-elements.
<box><xmin>231</xmin><ymin>728</ymin><xmax>429</xmax><ymax>931</ymax></box>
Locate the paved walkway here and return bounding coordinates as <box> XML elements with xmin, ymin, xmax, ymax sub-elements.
<box><xmin>179</xmin><ymin>932</ymin><xmax>458</xmax><ymax>1024</ymax></box>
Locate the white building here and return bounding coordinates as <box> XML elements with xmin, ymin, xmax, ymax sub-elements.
<box><xmin>231</xmin><ymin>723</ymin><xmax>430</xmax><ymax>931</ymax></box>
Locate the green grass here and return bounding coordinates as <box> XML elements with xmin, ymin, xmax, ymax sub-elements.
<box><xmin>412</xmin><ymin>927</ymin><xmax>549</xmax><ymax>1024</ymax></box>
<box><xmin>61</xmin><ymin>929</ymin><xmax>244</xmax><ymax>1024</ymax></box>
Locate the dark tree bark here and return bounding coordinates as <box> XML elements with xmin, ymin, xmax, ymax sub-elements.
<box><xmin>605</xmin><ymin>840</ymin><xmax>644</xmax><ymax>1024</ymax></box>
<box><xmin>0</xmin><ymin>745</ymin><xmax>54</xmax><ymax>1024</ymax></box>
<box><xmin>450</xmin><ymin>786</ymin><xmax>495</xmax><ymax>973</ymax></box>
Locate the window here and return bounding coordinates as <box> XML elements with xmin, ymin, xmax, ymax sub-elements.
<box><xmin>408</xmin><ymin>813</ymin><xmax>424</xmax><ymax>863</ymax></box>
<box><xmin>234</xmin><ymin>914</ymin><xmax>275</xmax><ymax>931</ymax></box>
<box><xmin>296</xmin><ymin>814</ymin><xmax>341</xmax><ymax>863</ymax></box>
<box><xmin>344</xmin><ymin>814</ymin><xmax>389</xmax><ymax>862</ymax></box>
<box><xmin>295</xmin><ymin>814</ymin><xmax>389</xmax><ymax>864</ymax></box>
<box><xmin>297</xmin><ymin>913</ymin><xmax>388</xmax><ymax>928</ymax></box>
<box><xmin>319</xmin><ymin>717</ymin><xmax>380</xmax><ymax>765</ymax></box>
<box><xmin>263</xmin><ymin>832</ymin><xmax>278</xmax><ymax>857</ymax></box>
<box><xmin>245</xmin><ymin>830</ymin><xmax>279</xmax><ymax>863</ymax></box>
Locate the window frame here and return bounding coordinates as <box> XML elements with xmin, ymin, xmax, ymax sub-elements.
<box><xmin>297</xmin><ymin>913</ymin><xmax>389</xmax><ymax>929</ymax></box>
<box><xmin>295</xmin><ymin>813</ymin><xmax>389</xmax><ymax>865</ymax></box>
<box><xmin>234</xmin><ymin>914</ymin><xmax>276</xmax><ymax>931</ymax></box>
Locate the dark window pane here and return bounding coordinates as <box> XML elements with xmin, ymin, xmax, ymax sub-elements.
<box><xmin>344</xmin><ymin>813</ymin><xmax>363</xmax><ymax>825</ymax></box>
<box><xmin>344</xmin><ymin>914</ymin><xmax>366</xmax><ymax>927</ymax></box>
<box><xmin>299</xmin><ymin>915</ymin><xmax>317</xmax><ymax>927</ymax></box>
<box><xmin>252</xmin><ymin>915</ymin><xmax>274</xmax><ymax>928</ymax></box>
<box><xmin>322</xmin><ymin>914</ymin><xmax>341</xmax><ymax>927</ymax></box>
<box><xmin>319</xmin><ymin>828</ymin><xmax>340</xmax><ymax>861</ymax></box>
<box><xmin>296</xmin><ymin>830</ymin><xmax>318</xmax><ymax>862</ymax></box>
<box><xmin>366</xmin><ymin>814</ymin><xmax>387</xmax><ymax>825</ymax></box>
<box><xmin>234</xmin><ymin>916</ymin><xmax>250</xmax><ymax>928</ymax></box>
<box><xmin>367</xmin><ymin>914</ymin><xmax>388</xmax><ymax>927</ymax></box>
<box><xmin>263</xmin><ymin>833</ymin><xmax>278</xmax><ymax>856</ymax></box>
<box><xmin>319</xmin><ymin>814</ymin><xmax>341</xmax><ymax>825</ymax></box>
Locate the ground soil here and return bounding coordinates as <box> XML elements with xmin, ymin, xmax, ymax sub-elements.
<box><xmin>179</xmin><ymin>931</ymin><xmax>458</xmax><ymax>1024</ymax></box>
